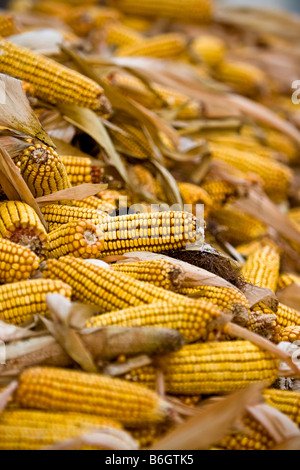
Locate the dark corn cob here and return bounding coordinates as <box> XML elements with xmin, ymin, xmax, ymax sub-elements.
<box><xmin>112</xmin><ymin>260</ymin><xmax>185</xmax><ymax>291</ymax></box>
<box><xmin>0</xmin><ymin>238</ymin><xmax>40</xmax><ymax>283</ymax></box>
<box><xmin>247</xmin><ymin>310</ymin><xmax>278</xmax><ymax>339</ymax></box>
<box><xmin>15</xmin><ymin>367</ymin><xmax>171</xmax><ymax>427</ymax></box>
<box><xmin>0</xmin><ymin>38</ymin><xmax>110</xmax><ymax>114</ymax></box>
<box><xmin>43</xmin><ymin>256</ymin><xmax>191</xmax><ymax>312</ymax></box>
<box><xmin>60</xmin><ymin>156</ymin><xmax>102</xmax><ymax>186</ymax></box>
<box><xmin>0</xmin><ymin>201</ymin><xmax>48</xmax><ymax>257</ymax></box>
<box><xmin>47</xmin><ymin>220</ymin><xmax>104</xmax><ymax>259</ymax></box>
<box><xmin>0</xmin><ymin>279</ymin><xmax>72</xmax><ymax>325</ymax></box>
<box><xmin>86</xmin><ymin>299</ymin><xmax>223</xmax><ymax>343</ymax></box>
<box><xmin>99</xmin><ymin>211</ymin><xmax>202</xmax><ymax>256</ymax></box>
<box><xmin>178</xmin><ymin>286</ymin><xmax>250</xmax><ymax>320</ymax></box>
<box><xmin>41</xmin><ymin>204</ymin><xmax>107</xmax><ymax>231</ymax></box>
<box><xmin>124</xmin><ymin>342</ymin><xmax>279</xmax><ymax>395</ymax></box>
<box><xmin>13</xmin><ymin>145</ymin><xmax>71</xmax><ymax>198</ymax></box>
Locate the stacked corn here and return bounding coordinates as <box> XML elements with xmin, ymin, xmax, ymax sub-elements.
<box><xmin>1</xmin><ymin>0</ymin><xmax>300</xmax><ymax>452</ymax></box>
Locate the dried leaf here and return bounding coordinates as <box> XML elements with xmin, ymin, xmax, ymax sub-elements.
<box><xmin>0</xmin><ymin>320</ymin><xmax>36</xmax><ymax>343</ymax></box>
<box><xmin>103</xmin><ymin>355</ymin><xmax>152</xmax><ymax>377</ymax></box>
<box><xmin>0</xmin><ymin>381</ymin><xmax>18</xmax><ymax>413</ymax></box>
<box><xmin>276</xmin><ymin>284</ymin><xmax>300</xmax><ymax>311</ymax></box>
<box><xmin>150</xmin><ymin>383</ymin><xmax>264</xmax><ymax>450</ymax></box>
<box><xmin>9</xmin><ymin>29</ymin><xmax>67</xmax><ymax>55</ymax></box>
<box><xmin>247</xmin><ymin>403</ymin><xmax>300</xmax><ymax>444</ymax></box>
<box><xmin>0</xmin><ymin>74</ymin><xmax>53</xmax><ymax>146</ymax></box>
<box><xmin>51</xmin><ymin>137</ymin><xmax>93</xmax><ymax>158</ymax></box>
<box><xmin>152</xmin><ymin>160</ymin><xmax>183</xmax><ymax>207</ymax></box>
<box><xmin>36</xmin><ymin>183</ymin><xmax>107</xmax><ymax>207</ymax></box>
<box><xmin>44</xmin><ymin>428</ymin><xmax>139</xmax><ymax>451</ymax></box>
<box><xmin>242</xmin><ymin>283</ymin><xmax>278</xmax><ymax>309</ymax></box>
<box><xmin>273</xmin><ymin>437</ymin><xmax>300</xmax><ymax>450</ymax></box>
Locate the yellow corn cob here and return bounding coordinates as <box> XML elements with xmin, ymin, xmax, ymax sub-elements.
<box><xmin>0</xmin><ymin>279</ymin><xmax>71</xmax><ymax>325</ymax></box>
<box><xmin>128</xmin><ymin>165</ymin><xmax>157</xmax><ymax>198</ymax></box>
<box><xmin>243</xmin><ymin>127</ymin><xmax>298</xmax><ymax>164</ymax></box>
<box><xmin>130</xmin><ymin>426</ymin><xmax>161</xmax><ymax>449</ymax></box>
<box><xmin>0</xmin><ymin>38</ymin><xmax>110</xmax><ymax>114</ymax></box>
<box><xmin>277</xmin><ymin>273</ymin><xmax>300</xmax><ymax>291</ymax></box>
<box><xmin>211</xmin><ymin>143</ymin><xmax>292</xmax><ymax>202</ymax></box>
<box><xmin>0</xmin><ymin>238</ymin><xmax>40</xmax><ymax>283</ymax></box>
<box><xmin>47</xmin><ymin>220</ymin><xmax>105</xmax><ymax>259</ymax></box>
<box><xmin>236</xmin><ymin>238</ymin><xmax>271</xmax><ymax>257</ymax></box>
<box><xmin>207</xmin><ymin>135</ymin><xmax>281</xmax><ymax>161</ymax></box>
<box><xmin>288</xmin><ymin>208</ymin><xmax>300</xmax><ymax>227</ymax></box>
<box><xmin>178</xmin><ymin>183</ymin><xmax>212</xmax><ymax>217</ymax></box>
<box><xmin>86</xmin><ymin>299</ymin><xmax>223</xmax><ymax>343</ymax></box>
<box><xmin>116</xmin><ymin>33</ymin><xmax>187</xmax><ymax>59</ymax></box>
<box><xmin>110</xmin><ymin>73</ymin><xmax>202</xmax><ymax>119</ymax></box>
<box><xmin>14</xmin><ymin>144</ymin><xmax>71</xmax><ymax>198</ymax></box>
<box><xmin>218</xmin><ymin>414</ymin><xmax>275</xmax><ymax>450</ymax></box>
<box><xmin>121</xmin><ymin>16</ymin><xmax>152</xmax><ymax>32</ymax></box>
<box><xmin>178</xmin><ymin>286</ymin><xmax>250</xmax><ymax>319</ymax></box>
<box><xmin>211</xmin><ymin>206</ymin><xmax>267</xmax><ymax>246</ymax></box>
<box><xmin>66</xmin><ymin>6</ymin><xmax>121</xmax><ymax>36</ymax></box>
<box><xmin>112</xmin><ymin>260</ymin><xmax>185</xmax><ymax>291</ymax></box>
<box><xmin>264</xmin><ymin>390</ymin><xmax>300</xmax><ymax>426</ymax></box>
<box><xmin>0</xmin><ymin>14</ymin><xmax>18</xmax><ymax>37</ymax></box>
<box><xmin>98</xmin><ymin>189</ymin><xmax>131</xmax><ymax>209</ymax></box>
<box><xmin>109</xmin><ymin>122</ymin><xmax>153</xmax><ymax>159</ymax></box>
<box><xmin>241</xmin><ymin>244</ymin><xmax>280</xmax><ymax>292</ymax></box>
<box><xmin>99</xmin><ymin>211</ymin><xmax>201</xmax><ymax>256</ymax></box>
<box><xmin>60</xmin><ymin>156</ymin><xmax>102</xmax><ymax>187</ymax></box>
<box><xmin>105</xmin><ymin>21</ymin><xmax>142</xmax><ymax>47</ymax></box>
<box><xmin>274</xmin><ymin>303</ymin><xmax>300</xmax><ymax>328</ymax></box>
<box><xmin>0</xmin><ymin>201</ymin><xmax>48</xmax><ymax>257</ymax></box>
<box><xmin>41</xmin><ymin>204</ymin><xmax>107</xmax><ymax>231</ymax></box>
<box><xmin>124</xmin><ymin>342</ymin><xmax>279</xmax><ymax>395</ymax></box>
<box><xmin>214</xmin><ymin>60</ymin><xmax>269</xmax><ymax>97</ymax></box>
<box><xmin>112</xmin><ymin>0</ymin><xmax>213</xmax><ymax>23</ymax></box>
<box><xmin>190</xmin><ymin>35</ymin><xmax>227</xmax><ymax>68</ymax></box>
<box><xmin>43</xmin><ymin>256</ymin><xmax>190</xmax><ymax>312</ymax></box>
<box><xmin>72</xmin><ymin>196</ymin><xmax>115</xmax><ymax>214</ymax></box>
<box><xmin>15</xmin><ymin>367</ymin><xmax>171</xmax><ymax>427</ymax></box>
<box><xmin>274</xmin><ymin>325</ymin><xmax>300</xmax><ymax>343</ymax></box>
<box><xmin>201</xmin><ymin>180</ymin><xmax>237</xmax><ymax>211</ymax></box>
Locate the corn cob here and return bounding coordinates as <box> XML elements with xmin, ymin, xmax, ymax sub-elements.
<box><xmin>236</xmin><ymin>238</ymin><xmax>272</xmax><ymax>257</ymax></box>
<box><xmin>13</xmin><ymin>144</ymin><xmax>71</xmax><ymax>198</ymax></box>
<box><xmin>60</xmin><ymin>156</ymin><xmax>102</xmax><ymax>187</ymax></box>
<box><xmin>130</xmin><ymin>426</ymin><xmax>162</xmax><ymax>449</ymax></box>
<box><xmin>109</xmin><ymin>122</ymin><xmax>153</xmax><ymax>159</ymax></box>
<box><xmin>0</xmin><ymin>201</ymin><xmax>48</xmax><ymax>257</ymax></box>
<box><xmin>243</xmin><ymin>127</ymin><xmax>298</xmax><ymax>164</ymax></box>
<box><xmin>43</xmin><ymin>256</ymin><xmax>190</xmax><ymax>312</ymax></box>
<box><xmin>86</xmin><ymin>299</ymin><xmax>223</xmax><ymax>343</ymax></box>
<box><xmin>277</xmin><ymin>273</ymin><xmax>300</xmax><ymax>291</ymax></box>
<box><xmin>274</xmin><ymin>303</ymin><xmax>300</xmax><ymax>328</ymax></box>
<box><xmin>15</xmin><ymin>367</ymin><xmax>171</xmax><ymax>427</ymax></box>
<box><xmin>247</xmin><ymin>310</ymin><xmax>278</xmax><ymax>339</ymax></box>
<box><xmin>112</xmin><ymin>0</ymin><xmax>213</xmax><ymax>23</ymax></box>
<box><xmin>47</xmin><ymin>220</ymin><xmax>105</xmax><ymax>259</ymax></box>
<box><xmin>98</xmin><ymin>189</ymin><xmax>131</xmax><ymax>209</ymax></box>
<box><xmin>207</xmin><ymin>135</ymin><xmax>281</xmax><ymax>161</ymax></box>
<box><xmin>241</xmin><ymin>244</ymin><xmax>280</xmax><ymax>292</ymax></box>
<box><xmin>116</xmin><ymin>33</ymin><xmax>186</xmax><ymax>59</ymax></box>
<box><xmin>263</xmin><ymin>390</ymin><xmax>300</xmax><ymax>426</ymax></box>
<box><xmin>110</xmin><ymin>73</ymin><xmax>202</xmax><ymax>120</ymax></box>
<box><xmin>72</xmin><ymin>196</ymin><xmax>115</xmax><ymax>214</ymax></box>
<box><xmin>190</xmin><ymin>35</ymin><xmax>227</xmax><ymax>68</ymax></box>
<box><xmin>274</xmin><ymin>325</ymin><xmax>300</xmax><ymax>343</ymax></box>
<box><xmin>124</xmin><ymin>342</ymin><xmax>279</xmax><ymax>395</ymax></box>
<box><xmin>288</xmin><ymin>208</ymin><xmax>300</xmax><ymax>227</ymax></box>
<box><xmin>0</xmin><ymin>38</ymin><xmax>110</xmax><ymax>113</ymax></box>
<box><xmin>0</xmin><ymin>279</ymin><xmax>72</xmax><ymax>325</ymax></box>
<box><xmin>128</xmin><ymin>165</ymin><xmax>157</xmax><ymax>198</ymax></box>
<box><xmin>99</xmin><ymin>211</ymin><xmax>201</xmax><ymax>256</ymax></box>
<box><xmin>214</xmin><ymin>61</ymin><xmax>269</xmax><ymax>97</ymax></box>
<box><xmin>66</xmin><ymin>6</ymin><xmax>121</xmax><ymax>36</ymax></box>
<box><xmin>178</xmin><ymin>182</ymin><xmax>212</xmax><ymax>217</ymax></box>
<box><xmin>201</xmin><ymin>180</ymin><xmax>236</xmax><ymax>210</ymax></box>
<box><xmin>211</xmin><ymin>206</ymin><xmax>267</xmax><ymax>246</ymax></box>
<box><xmin>0</xmin><ymin>238</ymin><xmax>40</xmax><ymax>283</ymax></box>
<box><xmin>112</xmin><ymin>260</ymin><xmax>185</xmax><ymax>291</ymax></box>
<box><xmin>41</xmin><ymin>204</ymin><xmax>107</xmax><ymax>231</ymax></box>
<box><xmin>0</xmin><ymin>14</ymin><xmax>18</xmax><ymax>37</ymax></box>
<box><xmin>178</xmin><ymin>286</ymin><xmax>250</xmax><ymax>319</ymax></box>
<box><xmin>218</xmin><ymin>414</ymin><xmax>275</xmax><ymax>450</ymax></box>
<box><xmin>121</xmin><ymin>16</ymin><xmax>152</xmax><ymax>32</ymax></box>
<box><xmin>105</xmin><ymin>21</ymin><xmax>142</xmax><ymax>47</ymax></box>
<box><xmin>210</xmin><ymin>144</ymin><xmax>292</xmax><ymax>202</ymax></box>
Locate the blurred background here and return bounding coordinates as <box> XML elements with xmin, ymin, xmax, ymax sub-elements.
<box><xmin>222</xmin><ymin>0</ymin><xmax>300</xmax><ymax>13</ymax></box>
